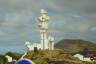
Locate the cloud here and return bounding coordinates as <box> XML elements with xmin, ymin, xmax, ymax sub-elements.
<box><xmin>0</xmin><ymin>0</ymin><xmax>96</xmax><ymax>53</ymax></box>
<box><xmin>90</xmin><ymin>27</ymin><xmax>96</xmax><ymax>31</ymax></box>
<box><xmin>0</xmin><ymin>31</ymin><xmax>6</xmax><ymax>35</ymax></box>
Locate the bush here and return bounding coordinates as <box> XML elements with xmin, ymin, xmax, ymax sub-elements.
<box><xmin>81</xmin><ymin>61</ymin><xmax>96</xmax><ymax>64</ymax></box>
<box><xmin>6</xmin><ymin>52</ymin><xmax>20</xmax><ymax>60</ymax></box>
<box><xmin>34</xmin><ymin>59</ymin><xmax>49</xmax><ymax>64</ymax></box>
<box><xmin>0</xmin><ymin>55</ymin><xmax>7</xmax><ymax>64</ymax></box>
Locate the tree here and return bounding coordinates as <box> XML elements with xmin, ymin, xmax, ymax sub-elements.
<box><xmin>0</xmin><ymin>55</ymin><xmax>7</xmax><ymax>64</ymax></box>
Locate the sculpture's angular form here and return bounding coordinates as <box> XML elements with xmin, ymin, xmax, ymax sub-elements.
<box><xmin>25</xmin><ymin>9</ymin><xmax>54</xmax><ymax>51</ymax></box>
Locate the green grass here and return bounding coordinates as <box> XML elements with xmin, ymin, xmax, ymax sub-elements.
<box><xmin>0</xmin><ymin>55</ymin><xmax>7</xmax><ymax>64</ymax></box>
<box><xmin>34</xmin><ymin>59</ymin><xmax>49</xmax><ymax>64</ymax></box>
<box><xmin>81</xmin><ymin>61</ymin><xmax>96</xmax><ymax>64</ymax></box>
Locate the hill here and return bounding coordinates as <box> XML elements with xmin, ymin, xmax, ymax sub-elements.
<box><xmin>24</xmin><ymin>49</ymin><xmax>81</xmax><ymax>64</ymax></box>
<box><xmin>0</xmin><ymin>50</ymin><xmax>81</xmax><ymax>64</ymax></box>
<box><xmin>55</xmin><ymin>39</ymin><xmax>96</xmax><ymax>53</ymax></box>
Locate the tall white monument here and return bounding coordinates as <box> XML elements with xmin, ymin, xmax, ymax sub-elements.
<box><xmin>38</xmin><ymin>9</ymin><xmax>50</xmax><ymax>50</ymax></box>
<box><xmin>25</xmin><ymin>9</ymin><xmax>54</xmax><ymax>50</ymax></box>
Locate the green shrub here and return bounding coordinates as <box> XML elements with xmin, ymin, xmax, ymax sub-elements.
<box><xmin>0</xmin><ymin>55</ymin><xmax>7</xmax><ymax>64</ymax></box>
<box><xmin>6</xmin><ymin>52</ymin><xmax>20</xmax><ymax>60</ymax></box>
<box><xmin>81</xmin><ymin>61</ymin><xmax>96</xmax><ymax>64</ymax></box>
<box><xmin>34</xmin><ymin>59</ymin><xmax>49</xmax><ymax>64</ymax></box>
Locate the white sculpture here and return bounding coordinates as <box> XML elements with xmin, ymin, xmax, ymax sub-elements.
<box><xmin>48</xmin><ymin>36</ymin><xmax>54</xmax><ymax>50</ymax></box>
<box><xmin>25</xmin><ymin>9</ymin><xmax>54</xmax><ymax>51</ymax></box>
<box><xmin>25</xmin><ymin>42</ymin><xmax>33</xmax><ymax>51</ymax></box>
<box><xmin>40</xmin><ymin>9</ymin><xmax>47</xmax><ymax>14</ymax></box>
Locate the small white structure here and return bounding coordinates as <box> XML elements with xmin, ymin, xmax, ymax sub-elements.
<box><xmin>74</xmin><ymin>54</ymin><xmax>84</xmax><ymax>61</ymax></box>
<box><xmin>83</xmin><ymin>57</ymin><xmax>91</xmax><ymax>62</ymax></box>
<box><xmin>25</xmin><ymin>9</ymin><xmax>54</xmax><ymax>51</ymax></box>
<box><xmin>5</xmin><ymin>55</ymin><xmax>13</xmax><ymax>62</ymax></box>
<box><xmin>73</xmin><ymin>54</ymin><xmax>92</xmax><ymax>62</ymax></box>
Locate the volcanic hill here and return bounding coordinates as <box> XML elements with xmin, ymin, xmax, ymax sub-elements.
<box><xmin>55</xmin><ymin>39</ymin><xmax>96</xmax><ymax>53</ymax></box>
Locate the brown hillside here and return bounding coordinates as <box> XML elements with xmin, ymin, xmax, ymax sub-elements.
<box><xmin>55</xmin><ymin>39</ymin><xmax>96</xmax><ymax>53</ymax></box>
<box><xmin>24</xmin><ymin>49</ymin><xmax>81</xmax><ymax>64</ymax></box>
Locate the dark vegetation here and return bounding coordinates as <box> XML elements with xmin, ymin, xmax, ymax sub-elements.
<box><xmin>0</xmin><ymin>55</ymin><xmax>7</xmax><ymax>64</ymax></box>
<box><xmin>5</xmin><ymin>52</ymin><xmax>21</xmax><ymax>60</ymax></box>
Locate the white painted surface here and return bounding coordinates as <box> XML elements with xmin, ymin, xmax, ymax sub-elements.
<box><xmin>74</xmin><ymin>54</ymin><xmax>94</xmax><ymax>62</ymax></box>
<box><xmin>25</xmin><ymin>9</ymin><xmax>54</xmax><ymax>51</ymax></box>
<box><xmin>74</xmin><ymin>54</ymin><xmax>84</xmax><ymax>61</ymax></box>
<box><xmin>83</xmin><ymin>57</ymin><xmax>91</xmax><ymax>62</ymax></box>
<box><xmin>5</xmin><ymin>55</ymin><xmax>13</xmax><ymax>62</ymax></box>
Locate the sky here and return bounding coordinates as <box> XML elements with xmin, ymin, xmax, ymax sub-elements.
<box><xmin>0</xmin><ymin>0</ymin><xmax>96</xmax><ymax>53</ymax></box>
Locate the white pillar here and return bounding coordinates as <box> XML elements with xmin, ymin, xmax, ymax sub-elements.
<box><xmin>48</xmin><ymin>36</ymin><xmax>54</xmax><ymax>50</ymax></box>
<box><xmin>38</xmin><ymin>9</ymin><xmax>50</xmax><ymax>50</ymax></box>
<box><xmin>49</xmin><ymin>42</ymin><xmax>51</xmax><ymax>50</ymax></box>
<box><xmin>52</xmin><ymin>42</ymin><xmax>54</xmax><ymax>50</ymax></box>
<box><xmin>44</xmin><ymin>32</ymin><xmax>49</xmax><ymax>49</ymax></box>
<box><xmin>40</xmin><ymin>32</ymin><xmax>44</xmax><ymax>49</ymax></box>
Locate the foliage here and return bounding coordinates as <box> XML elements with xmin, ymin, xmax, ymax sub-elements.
<box><xmin>6</xmin><ymin>52</ymin><xmax>20</xmax><ymax>60</ymax></box>
<box><xmin>0</xmin><ymin>55</ymin><xmax>7</xmax><ymax>64</ymax></box>
<box><xmin>81</xmin><ymin>61</ymin><xmax>96</xmax><ymax>64</ymax></box>
<box><xmin>94</xmin><ymin>57</ymin><xmax>96</xmax><ymax>61</ymax></box>
<box><xmin>34</xmin><ymin>59</ymin><xmax>49</xmax><ymax>64</ymax></box>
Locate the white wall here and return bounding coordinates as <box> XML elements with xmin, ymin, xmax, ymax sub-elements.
<box><xmin>5</xmin><ymin>55</ymin><xmax>12</xmax><ymax>62</ymax></box>
<box><xmin>74</xmin><ymin>54</ymin><xmax>93</xmax><ymax>62</ymax></box>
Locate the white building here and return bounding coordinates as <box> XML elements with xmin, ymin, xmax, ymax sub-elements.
<box><xmin>5</xmin><ymin>55</ymin><xmax>13</xmax><ymax>62</ymax></box>
<box><xmin>73</xmin><ymin>54</ymin><xmax>93</xmax><ymax>62</ymax></box>
<box><xmin>73</xmin><ymin>54</ymin><xmax>84</xmax><ymax>61</ymax></box>
<box><xmin>25</xmin><ymin>9</ymin><xmax>54</xmax><ymax>51</ymax></box>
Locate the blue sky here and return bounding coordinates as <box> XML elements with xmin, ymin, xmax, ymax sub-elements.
<box><xmin>0</xmin><ymin>0</ymin><xmax>96</xmax><ymax>53</ymax></box>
